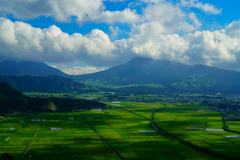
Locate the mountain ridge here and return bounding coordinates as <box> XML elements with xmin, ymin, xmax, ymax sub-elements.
<box><xmin>71</xmin><ymin>57</ymin><xmax>240</xmax><ymax>93</ymax></box>
<box><xmin>0</xmin><ymin>75</ymin><xmax>90</xmax><ymax>93</ymax></box>
<box><xmin>0</xmin><ymin>60</ymin><xmax>68</xmax><ymax>77</ymax></box>
<box><xmin>1</xmin><ymin>58</ymin><xmax>240</xmax><ymax>93</ymax></box>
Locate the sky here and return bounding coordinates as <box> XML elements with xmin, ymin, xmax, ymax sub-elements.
<box><xmin>0</xmin><ymin>0</ymin><xmax>240</xmax><ymax>75</ymax></box>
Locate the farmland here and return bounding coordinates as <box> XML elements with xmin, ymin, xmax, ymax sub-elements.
<box><xmin>0</xmin><ymin>102</ymin><xmax>239</xmax><ymax>159</ymax></box>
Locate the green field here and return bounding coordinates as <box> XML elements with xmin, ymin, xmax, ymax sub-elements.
<box><xmin>0</xmin><ymin>102</ymin><xmax>239</xmax><ymax>159</ymax></box>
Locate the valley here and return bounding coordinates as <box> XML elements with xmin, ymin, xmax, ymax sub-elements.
<box><xmin>1</xmin><ymin>1</ymin><xmax>240</xmax><ymax>159</ymax></box>
<box><xmin>1</xmin><ymin>59</ymin><xmax>240</xmax><ymax>159</ymax></box>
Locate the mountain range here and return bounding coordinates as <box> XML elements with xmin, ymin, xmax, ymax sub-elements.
<box><xmin>73</xmin><ymin>57</ymin><xmax>240</xmax><ymax>93</ymax></box>
<box><xmin>1</xmin><ymin>58</ymin><xmax>240</xmax><ymax>93</ymax></box>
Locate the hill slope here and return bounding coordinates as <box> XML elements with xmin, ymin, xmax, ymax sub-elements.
<box><xmin>0</xmin><ymin>82</ymin><xmax>28</xmax><ymax>113</ymax></box>
<box><xmin>0</xmin><ymin>75</ymin><xmax>88</xmax><ymax>93</ymax></box>
<box><xmin>72</xmin><ymin>57</ymin><xmax>240</xmax><ymax>93</ymax></box>
<box><xmin>0</xmin><ymin>82</ymin><xmax>105</xmax><ymax>114</ymax></box>
<box><xmin>0</xmin><ymin>60</ymin><xmax>67</xmax><ymax>77</ymax></box>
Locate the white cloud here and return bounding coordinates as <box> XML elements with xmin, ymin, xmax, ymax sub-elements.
<box><xmin>86</xmin><ymin>8</ymin><xmax>141</xmax><ymax>24</ymax></box>
<box><xmin>0</xmin><ymin>0</ymin><xmax>140</xmax><ymax>24</ymax></box>
<box><xmin>184</xmin><ymin>30</ymin><xmax>238</xmax><ymax>66</ymax></box>
<box><xmin>0</xmin><ymin>0</ymin><xmax>103</xmax><ymax>22</ymax></box>
<box><xmin>130</xmin><ymin>2</ymin><xmax>201</xmax><ymax>37</ymax></box>
<box><xmin>62</xmin><ymin>66</ymin><xmax>106</xmax><ymax>75</ymax></box>
<box><xmin>0</xmin><ymin>17</ymin><xmax>117</xmax><ymax>65</ymax></box>
<box><xmin>104</xmin><ymin>0</ymin><xmax>127</xmax><ymax>2</ymax></box>
<box><xmin>2</xmin><ymin>17</ymin><xmax>240</xmax><ymax>71</ymax></box>
<box><xmin>188</xmin><ymin>12</ymin><xmax>201</xmax><ymax>28</ymax></box>
<box><xmin>50</xmin><ymin>63</ymin><xmax>106</xmax><ymax>75</ymax></box>
<box><xmin>225</xmin><ymin>21</ymin><xmax>240</xmax><ymax>38</ymax></box>
<box><xmin>0</xmin><ymin>0</ymin><xmax>240</xmax><ymax>72</ymax></box>
<box><xmin>49</xmin><ymin>65</ymin><xmax>57</xmax><ymax>69</ymax></box>
<box><xmin>121</xmin><ymin>20</ymin><xmax>240</xmax><ymax>70</ymax></box>
<box><xmin>141</xmin><ymin>0</ymin><xmax>165</xmax><ymax>4</ymax></box>
<box><xmin>109</xmin><ymin>26</ymin><xmax>121</xmax><ymax>38</ymax></box>
<box><xmin>180</xmin><ymin>0</ymin><xmax>221</xmax><ymax>14</ymax></box>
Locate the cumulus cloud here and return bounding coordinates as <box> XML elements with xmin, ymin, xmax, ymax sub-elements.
<box><xmin>188</xmin><ymin>12</ymin><xmax>201</xmax><ymax>28</ymax></box>
<box><xmin>62</xmin><ymin>66</ymin><xmax>105</xmax><ymax>75</ymax></box>
<box><xmin>185</xmin><ymin>30</ymin><xmax>238</xmax><ymax>66</ymax></box>
<box><xmin>0</xmin><ymin>17</ymin><xmax>119</xmax><ymax>65</ymax></box>
<box><xmin>109</xmin><ymin>26</ymin><xmax>121</xmax><ymax>38</ymax></box>
<box><xmin>50</xmin><ymin>64</ymin><xmax>106</xmax><ymax>75</ymax></box>
<box><xmin>130</xmin><ymin>2</ymin><xmax>201</xmax><ymax>37</ymax></box>
<box><xmin>85</xmin><ymin>8</ymin><xmax>141</xmax><ymax>24</ymax></box>
<box><xmin>124</xmin><ymin>20</ymin><xmax>240</xmax><ymax>70</ymax></box>
<box><xmin>180</xmin><ymin>0</ymin><xmax>221</xmax><ymax>14</ymax></box>
<box><xmin>127</xmin><ymin>24</ymin><xmax>240</xmax><ymax>69</ymax></box>
<box><xmin>0</xmin><ymin>0</ymin><xmax>240</xmax><ymax>71</ymax></box>
<box><xmin>225</xmin><ymin>21</ymin><xmax>240</xmax><ymax>38</ymax></box>
<box><xmin>0</xmin><ymin>0</ymin><xmax>140</xmax><ymax>24</ymax></box>
<box><xmin>2</xmin><ymin>17</ymin><xmax>240</xmax><ymax>71</ymax></box>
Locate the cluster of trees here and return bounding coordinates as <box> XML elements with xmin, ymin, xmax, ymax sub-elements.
<box><xmin>0</xmin><ymin>153</ymin><xmax>14</xmax><ymax>160</ymax></box>
<box><xmin>27</xmin><ymin>97</ymin><xmax>106</xmax><ymax>112</ymax></box>
<box><xmin>0</xmin><ymin>82</ymin><xmax>106</xmax><ymax>115</ymax></box>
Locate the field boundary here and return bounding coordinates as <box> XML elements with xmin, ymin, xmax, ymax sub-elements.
<box><xmin>20</xmin><ymin>113</ymin><xmax>42</xmax><ymax>160</ymax></box>
<box><xmin>121</xmin><ymin>108</ymin><xmax>149</xmax><ymax>120</ymax></box>
<box><xmin>152</xmin><ymin>108</ymin><xmax>236</xmax><ymax>160</ymax></box>
<box><xmin>81</xmin><ymin>115</ymin><xmax>123</xmax><ymax>160</ymax></box>
<box><xmin>184</xmin><ymin>107</ymin><xmax>199</xmax><ymax>131</ymax></box>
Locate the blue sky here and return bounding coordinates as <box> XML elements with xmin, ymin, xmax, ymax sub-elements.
<box><xmin>0</xmin><ymin>0</ymin><xmax>240</xmax><ymax>74</ymax></box>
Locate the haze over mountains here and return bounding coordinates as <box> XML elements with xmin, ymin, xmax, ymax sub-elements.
<box><xmin>1</xmin><ymin>57</ymin><xmax>240</xmax><ymax>93</ymax></box>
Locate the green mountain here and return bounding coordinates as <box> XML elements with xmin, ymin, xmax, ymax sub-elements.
<box><xmin>0</xmin><ymin>75</ymin><xmax>89</xmax><ymax>93</ymax></box>
<box><xmin>0</xmin><ymin>82</ymin><xmax>105</xmax><ymax>114</ymax></box>
<box><xmin>0</xmin><ymin>60</ymin><xmax>67</xmax><ymax>77</ymax></box>
<box><xmin>72</xmin><ymin>57</ymin><xmax>240</xmax><ymax>93</ymax></box>
<box><xmin>0</xmin><ymin>82</ymin><xmax>28</xmax><ymax>113</ymax></box>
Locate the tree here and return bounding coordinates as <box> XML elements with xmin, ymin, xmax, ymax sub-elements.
<box><xmin>0</xmin><ymin>153</ymin><xmax>14</xmax><ymax>160</ymax></box>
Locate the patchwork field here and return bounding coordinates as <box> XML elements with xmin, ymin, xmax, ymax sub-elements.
<box><xmin>153</xmin><ymin>103</ymin><xmax>240</xmax><ymax>159</ymax></box>
<box><xmin>0</xmin><ymin>102</ymin><xmax>239</xmax><ymax>159</ymax></box>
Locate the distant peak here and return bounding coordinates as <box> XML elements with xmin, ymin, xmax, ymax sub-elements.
<box><xmin>126</xmin><ymin>57</ymin><xmax>153</xmax><ymax>64</ymax></box>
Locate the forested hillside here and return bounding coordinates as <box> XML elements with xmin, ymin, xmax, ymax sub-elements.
<box><xmin>73</xmin><ymin>57</ymin><xmax>240</xmax><ymax>93</ymax></box>
<box><xmin>0</xmin><ymin>75</ymin><xmax>89</xmax><ymax>92</ymax></box>
<box><xmin>0</xmin><ymin>82</ymin><xmax>106</xmax><ymax>115</ymax></box>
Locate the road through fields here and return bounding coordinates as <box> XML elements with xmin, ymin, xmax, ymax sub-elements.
<box><xmin>21</xmin><ymin>113</ymin><xmax>43</xmax><ymax>160</ymax></box>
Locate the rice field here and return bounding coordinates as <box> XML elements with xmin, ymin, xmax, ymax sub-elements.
<box><xmin>153</xmin><ymin>103</ymin><xmax>240</xmax><ymax>159</ymax></box>
<box><xmin>0</xmin><ymin>102</ymin><xmax>239</xmax><ymax>159</ymax></box>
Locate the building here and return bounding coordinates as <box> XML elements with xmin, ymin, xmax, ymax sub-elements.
<box><xmin>50</xmin><ymin>128</ymin><xmax>62</xmax><ymax>131</ymax></box>
<box><xmin>9</xmin><ymin>128</ymin><xmax>14</xmax><ymax>131</ymax></box>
